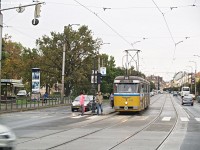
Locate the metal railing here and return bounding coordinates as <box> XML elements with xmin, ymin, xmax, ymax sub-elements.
<box><xmin>0</xmin><ymin>96</ymin><xmax>72</xmax><ymax>114</ymax></box>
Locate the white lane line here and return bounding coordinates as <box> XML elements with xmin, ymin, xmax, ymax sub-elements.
<box><xmin>195</xmin><ymin>118</ymin><xmax>200</xmax><ymax>122</ymax></box>
<box><xmin>30</xmin><ymin>116</ymin><xmax>40</xmax><ymax>119</ymax></box>
<box><xmin>71</xmin><ymin>115</ymin><xmax>84</xmax><ymax>119</ymax></box>
<box><xmin>87</xmin><ymin>116</ymin><xmax>99</xmax><ymax>119</ymax></box>
<box><xmin>162</xmin><ymin>117</ymin><xmax>171</xmax><ymax>121</ymax></box>
<box><xmin>138</xmin><ymin>116</ymin><xmax>149</xmax><ymax>120</ymax></box>
<box><xmin>40</xmin><ymin>116</ymin><xmax>53</xmax><ymax>119</ymax></box>
<box><xmin>180</xmin><ymin>117</ymin><xmax>189</xmax><ymax>122</ymax></box>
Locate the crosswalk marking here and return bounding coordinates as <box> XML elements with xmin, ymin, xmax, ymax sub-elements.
<box><xmin>195</xmin><ymin>118</ymin><xmax>200</xmax><ymax>121</ymax></box>
<box><xmin>162</xmin><ymin>117</ymin><xmax>171</xmax><ymax>121</ymax></box>
<box><xmin>87</xmin><ymin>116</ymin><xmax>99</xmax><ymax>119</ymax></box>
<box><xmin>71</xmin><ymin>115</ymin><xmax>84</xmax><ymax>119</ymax></box>
<box><xmin>180</xmin><ymin>117</ymin><xmax>189</xmax><ymax>122</ymax></box>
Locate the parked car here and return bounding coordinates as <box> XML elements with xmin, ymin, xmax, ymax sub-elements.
<box><xmin>150</xmin><ymin>91</ymin><xmax>154</xmax><ymax>97</ymax></box>
<box><xmin>71</xmin><ymin>95</ymin><xmax>95</xmax><ymax>112</ymax></box>
<box><xmin>17</xmin><ymin>90</ymin><xmax>27</xmax><ymax>97</ymax></box>
<box><xmin>182</xmin><ymin>94</ymin><xmax>193</xmax><ymax>106</ymax></box>
<box><xmin>189</xmin><ymin>94</ymin><xmax>195</xmax><ymax>100</ymax></box>
<box><xmin>0</xmin><ymin>124</ymin><xmax>16</xmax><ymax>149</ymax></box>
<box><xmin>173</xmin><ymin>91</ymin><xmax>178</xmax><ymax>96</ymax></box>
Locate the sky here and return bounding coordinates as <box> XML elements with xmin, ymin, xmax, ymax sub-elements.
<box><xmin>1</xmin><ymin>0</ymin><xmax>200</xmax><ymax>82</ymax></box>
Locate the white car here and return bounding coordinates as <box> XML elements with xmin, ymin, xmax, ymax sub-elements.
<box><xmin>182</xmin><ymin>94</ymin><xmax>194</xmax><ymax>106</ymax></box>
<box><xmin>0</xmin><ymin>124</ymin><xmax>16</xmax><ymax>149</ymax></box>
<box><xmin>71</xmin><ymin>95</ymin><xmax>95</xmax><ymax>112</ymax></box>
<box><xmin>17</xmin><ymin>90</ymin><xmax>27</xmax><ymax>96</ymax></box>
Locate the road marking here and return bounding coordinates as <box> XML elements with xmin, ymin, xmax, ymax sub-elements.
<box><xmin>30</xmin><ymin>116</ymin><xmax>40</xmax><ymax>119</ymax></box>
<box><xmin>41</xmin><ymin>116</ymin><xmax>53</xmax><ymax>119</ymax></box>
<box><xmin>195</xmin><ymin>118</ymin><xmax>200</xmax><ymax>121</ymax></box>
<box><xmin>138</xmin><ymin>116</ymin><xmax>149</xmax><ymax>120</ymax></box>
<box><xmin>122</xmin><ymin>119</ymin><xmax>128</xmax><ymax>123</ymax></box>
<box><xmin>180</xmin><ymin>117</ymin><xmax>189</xmax><ymax>122</ymax></box>
<box><xmin>87</xmin><ymin>116</ymin><xmax>98</xmax><ymax>119</ymax></box>
<box><xmin>162</xmin><ymin>117</ymin><xmax>171</xmax><ymax>121</ymax></box>
<box><xmin>71</xmin><ymin>115</ymin><xmax>84</xmax><ymax>119</ymax></box>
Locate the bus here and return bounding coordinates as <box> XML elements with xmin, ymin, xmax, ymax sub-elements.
<box><xmin>181</xmin><ymin>86</ymin><xmax>190</xmax><ymax>98</ymax></box>
<box><xmin>113</xmin><ymin>76</ymin><xmax>150</xmax><ymax>112</ymax></box>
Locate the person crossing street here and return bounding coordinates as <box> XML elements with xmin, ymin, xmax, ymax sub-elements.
<box><xmin>96</xmin><ymin>91</ymin><xmax>103</xmax><ymax>115</ymax></box>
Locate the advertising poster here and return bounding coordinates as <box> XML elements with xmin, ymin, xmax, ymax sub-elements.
<box><xmin>32</xmin><ymin>68</ymin><xmax>40</xmax><ymax>93</ymax></box>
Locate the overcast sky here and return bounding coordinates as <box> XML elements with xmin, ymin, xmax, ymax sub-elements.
<box><xmin>2</xmin><ymin>0</ymin><xmax>200</xmax><ymax>81</ymax></box>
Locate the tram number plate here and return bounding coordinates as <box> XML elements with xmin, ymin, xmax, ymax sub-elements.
<box><xmin>124</xmin><ymin>106</ymin><xmax>128</xmax><ymax>110</ymax></box>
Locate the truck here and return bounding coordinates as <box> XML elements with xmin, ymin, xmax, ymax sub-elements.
<box><xmin>181</xmin><ymin>86</ymin><xmax>190</xmax><ymax>98</ymax></box>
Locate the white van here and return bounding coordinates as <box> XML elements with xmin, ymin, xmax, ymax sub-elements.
<box><xmin>181</xmin><ymin>86</ymin><xmax>190</xmax><ymax>98</ymax></box>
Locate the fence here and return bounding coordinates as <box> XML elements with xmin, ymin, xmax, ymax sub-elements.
<box><xmin>0</xmin><ymin>96</ymin><xmax>72</xmax><ymax>114</ymax></box>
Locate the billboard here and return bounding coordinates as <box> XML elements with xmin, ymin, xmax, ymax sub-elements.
<box><xmin>32</xmin><ymin>68</ymin><xmax>40</xmax><ymax>93</ymax></box>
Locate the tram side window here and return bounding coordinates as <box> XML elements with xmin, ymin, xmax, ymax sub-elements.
<box><xmin>140</xmin><ymin>84</ymin><xmax>144</xmax><ymax>93</ymax></box>
<box><xmin>114</xmin><ymin>84</ymin><xmax>139</xmax><ymax>93</ymax></box>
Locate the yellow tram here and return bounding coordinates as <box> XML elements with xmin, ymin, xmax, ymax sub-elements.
<box><xmin>113</xmin><ymin>76</ymin><xmax>150</xmax><ymax>112</ymax></box>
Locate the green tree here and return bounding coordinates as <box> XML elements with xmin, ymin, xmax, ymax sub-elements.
<box><xmin>36</xmin><ymin>25</ymin><xmax>102</xmax><ymax>96</ymax></box>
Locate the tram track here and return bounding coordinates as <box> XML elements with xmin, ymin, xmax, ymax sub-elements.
<box><xmin>155</xmin><ymin>94</ymin><xmax>179</xmax><ymax>150</ymax></box>
<box><xmin>16</xmin><ymin>95</ymin><xmax>161</xmax><ymax>146</ymax></box>
<box><xmin>16</xmin><ymin>94</ymin><xmax>174</xmax><ymax>150</ymax></box>
<box><xmin>16</xmin><ymin>112</ymin><xmax>119</xmax><ymax>145</ymax></box>
<box><xmin>44</xmin><ymin>94</ymin><xmax>168</xmax><ymax>150</ymax></box>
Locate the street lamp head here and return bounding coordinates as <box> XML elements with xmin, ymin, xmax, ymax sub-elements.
<box><xmin>194</xmin><ymin>54</ymin><xmax>200</xmax><ymax>58</ymax></box>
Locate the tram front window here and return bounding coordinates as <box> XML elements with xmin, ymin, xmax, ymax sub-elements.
<box><xmin>114</xmin><ymin>84</ymin><xmax>139</xmax><ymax>93</ymax></box>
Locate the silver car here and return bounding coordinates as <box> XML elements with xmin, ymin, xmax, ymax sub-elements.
<box><xmin>0</xmin><ymin>124</ymin><xmax>16</xmax><ymax>149</ymax></box>
<box><xmin>182</xmin><ymin>94</ymin><xmax>194</xmax><ymax>106</ymax></box>
<box><xmin>71</xmin><ymin>95</ymin><xmax>95</xmax><ymax>112</ymax></box>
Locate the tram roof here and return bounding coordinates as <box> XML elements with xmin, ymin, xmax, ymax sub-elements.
<box><xmin>114</xmin><ymin>76</ymin><xmax>150</xmax><ymax>84</ymax></box>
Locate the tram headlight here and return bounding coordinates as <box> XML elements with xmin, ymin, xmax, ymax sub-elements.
<box><xmin>125</xmin><ymin>101</ymin><xmax>128</xmax><ymax>105</ymax></box>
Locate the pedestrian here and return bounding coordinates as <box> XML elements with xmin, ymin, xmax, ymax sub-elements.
<box><xmin>43</xmin><ymin>92</ymin><xmax>48</xmax><ymax>103</ymax></box>
<box><xmin>79</xmin><ymin>92</ymin><xmax>85</xmax><ymax>116</ymax></box>
<box><xmin>109</xmin><ymin>92</ymin><xmax>114</xmax><ymax>109</ymax></box>
<box><xmin>96</xmin><ymin>91</ymin><xmax>103</xmax><ymax>115</ymax></box>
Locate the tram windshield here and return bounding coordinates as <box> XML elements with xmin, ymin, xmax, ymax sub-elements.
<box><xmin>114</xmin><ymin>83</ymin><xmax>139</xmax><ymax>93</ymax></box>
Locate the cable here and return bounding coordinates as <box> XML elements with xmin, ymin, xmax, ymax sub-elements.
<box><xmin>73</xmin><ymin>0</ymin><xmax>132</xmax><ymax>46</ymax></box>
<box><xmin>152</xmin><ymin>0</ymin><xmax>176</xmax><ymax>46</ymax></box>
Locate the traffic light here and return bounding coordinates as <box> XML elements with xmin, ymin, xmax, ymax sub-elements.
<box><xmin>192</xmin><ymin>78</ymin><xmax>195</xmax><ymax>84</ymax></box>
<box><xmin>97</xmin><ymin>73</ymin><xmax>102</xmax><ymax>84</ymax></box>
<box><xmin>35</xmin><ymin>4</ymin><xmax>42</xmax><ymax>18</ymax></box>
<box><xmin>32</xmin><ymin>4</ymin><xmax>41</xmax><ymax>25</ymax></box>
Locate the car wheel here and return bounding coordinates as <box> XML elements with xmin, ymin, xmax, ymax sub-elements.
<box><xmin>191</xmin><ymin>103</ymin><xmax>194</xmax><ymax>106</ymax></box>
<box><xmin>71</xmin><ymin>108</ymin><xmax>74</xmax><ymax>112</ymax></box>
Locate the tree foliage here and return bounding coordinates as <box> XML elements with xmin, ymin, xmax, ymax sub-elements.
<box><xmin>2</xmin><ymin>25</ymin><xmax>149</xmax><ymax>97</ymax></box>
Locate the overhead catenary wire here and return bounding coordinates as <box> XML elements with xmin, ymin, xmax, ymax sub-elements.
<box><xmin>73</xmin><ymin>0</ymin><xmax>132</xmax><ymax>47</ymax></box>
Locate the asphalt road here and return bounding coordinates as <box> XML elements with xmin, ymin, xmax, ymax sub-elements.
<box><xmin>0</xmin><ymin>94</ymin><xmax>200</xmax><ymax>150</ymax></box>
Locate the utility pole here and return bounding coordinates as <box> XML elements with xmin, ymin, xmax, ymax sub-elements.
<box><xmin>189</xmin><ymin>61</ymin><xmax>197</xmax><ymax>96</ymax></box>
<box><xmin>61</xmin><ymin>43</ymin><xmax>66</xmax><ymax>104</ymax></box>
<box><xmin>124</xmin><ymin>49</ymin><xmax>141</xmax><ymax>75</ymax></box>
<box><xmin>0</xmin><ymin>0</ymin><xmax>3</xmax><ymax>107</ymax></box>
<box><xmin>97</xmin><ymin>55</ymin><xmax>100</xmax><ymax>92</ymax></box>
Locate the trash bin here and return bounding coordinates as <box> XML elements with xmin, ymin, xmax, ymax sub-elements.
<box><xmin>197</xmin><ymin>96</ymin><xmax>200</xmax><ymax>103</ymax></box>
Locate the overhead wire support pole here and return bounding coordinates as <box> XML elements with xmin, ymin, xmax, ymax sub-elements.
<box><xmin>0</xmin><ymin>0</ymin><xmax>2</xmax><ymax>108</ymax></box>
<box><xmin>124</xmin><ymin>49</ymin><xmax>141</xmax><ymax>73</ymax></box>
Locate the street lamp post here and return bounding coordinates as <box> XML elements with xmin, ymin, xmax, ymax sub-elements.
<box><xmin>92</xmin><ymin>55</ymin><xmax>96</xmax><ymax>114</ymax></box>
<box><xmin>186</xmin><ymin>66</ymin><xmax>193</xmax><ymax>92</ymax></box>
<box><xmin>97</xmin><ymin>42</ymin><xmax>110</xmax><ymax>92</ymax></box>
<box><xmin>61</xmin><ymin>24</ymin><xmax>80</xmax><ymax>104</ymax></box>
<box><xmin>189</xmin><ymin>61</ymin><xmax>197</xmax><ymax>96</ymax></box>
<box><xmin>0</xmin><ymin>0</ymin><xmax>3</xmax><ymax>106</ymax></box>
